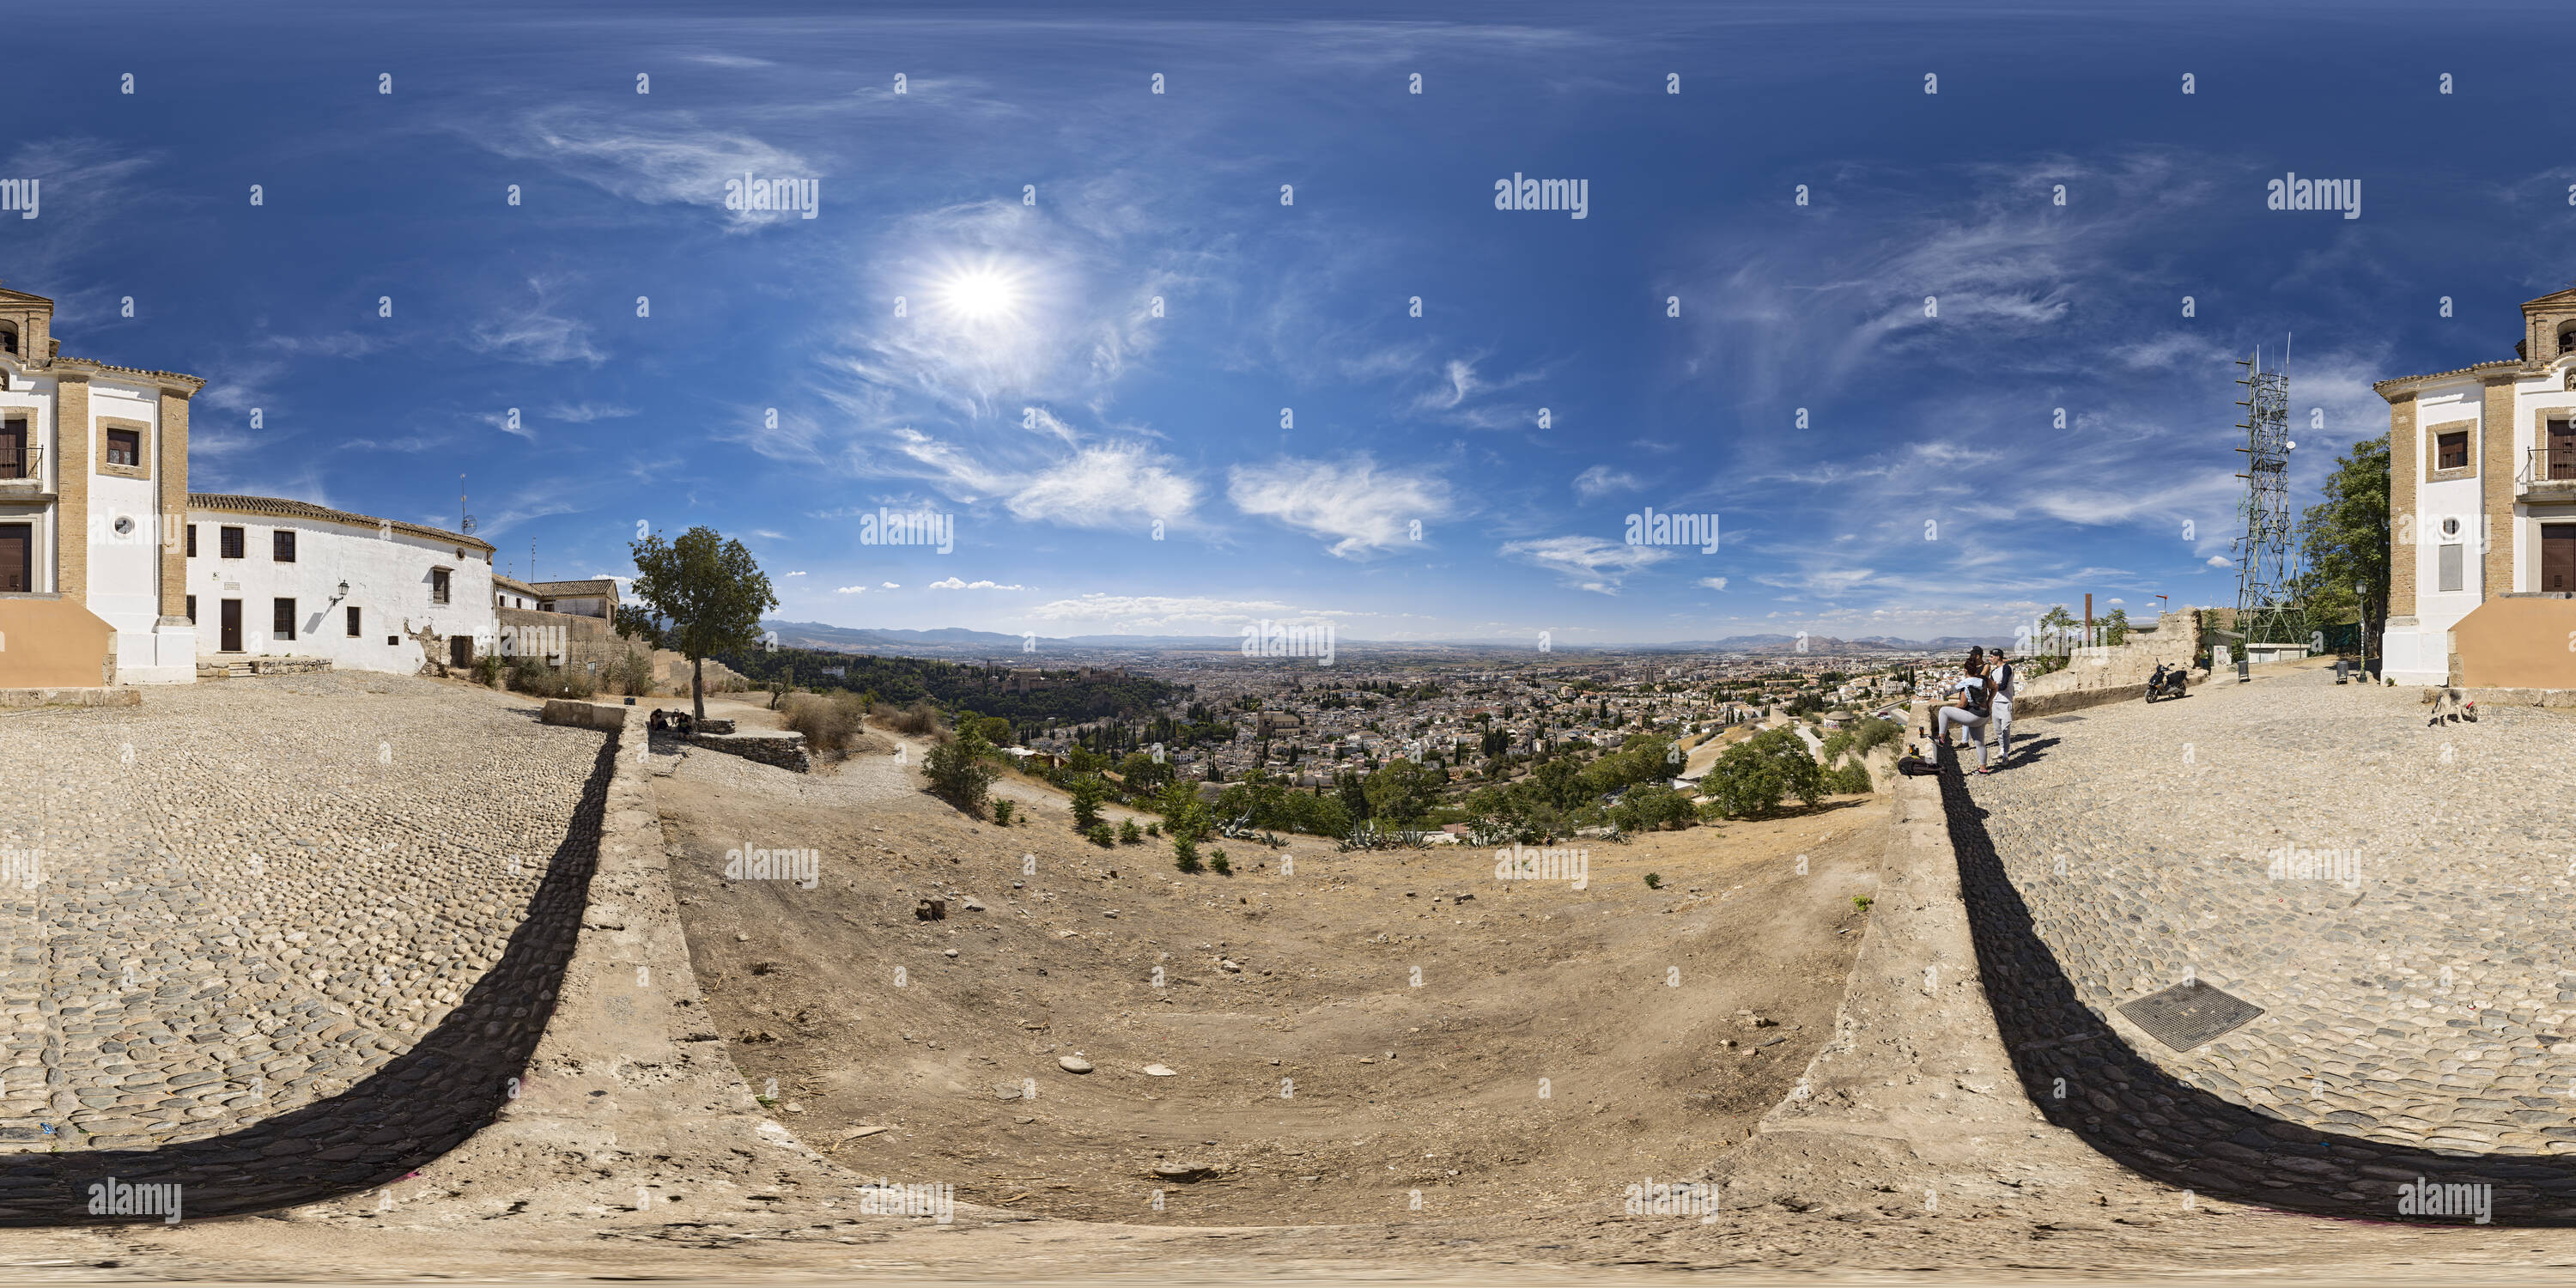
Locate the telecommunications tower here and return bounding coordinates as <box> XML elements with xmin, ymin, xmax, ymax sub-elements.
<box><xmin>2231</xmin><ymin>343</ymin><xmax>2301</xmax><ymax>645</ymax></box>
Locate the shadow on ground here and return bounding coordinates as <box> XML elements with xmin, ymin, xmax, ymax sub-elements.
<box><xmin>1940</xmin><ymin>743</ymin><xmax>2576</xmax><ymax>1225</ymax></box>
<box><xmin>0</xmin><ymin>738</ymin><xmax>615</xmax><ymax>1225</ymax></box>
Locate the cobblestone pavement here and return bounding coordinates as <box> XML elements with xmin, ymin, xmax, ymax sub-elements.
<box><xmin>1958</xmin><ymin>664</ymin><xmax>2576</xmax><ymax>1218</ymax></box>
<box><xmin>0</xmin><ymin>673</ymin><xmax>608</xmax><ymax>1169</ymax></box>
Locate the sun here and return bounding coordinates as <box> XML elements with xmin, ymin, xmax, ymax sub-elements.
<box><xmin>933</xmin><ymin>263</ymin><xmax>1024</xmax><ymax>323</ymax></box>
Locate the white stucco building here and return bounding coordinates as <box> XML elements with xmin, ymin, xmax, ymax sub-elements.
<box><xmin>0</xmin><ymin>285</ymin><xmax>204</xmax><ymax>687</ymax></box>
<box><xmin>2373</xmin><ymin>289</ymin><xmax>2576</xmax><ymax>685</ymax></box>
<box><xmin>184</xmin><ymin>495</ymin><xmax>496</xmax><ymax>673</ymax></box>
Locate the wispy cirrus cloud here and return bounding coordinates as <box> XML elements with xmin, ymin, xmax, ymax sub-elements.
<box><xmin>1498</xmin><ymin>534</ymin><xmax>1671</xmax><ymax>595</ymax></box>
<box><xmin>1227</xmin><ymin>455</ymin><xmax>1453</xmax><ymax>558</ymax></box>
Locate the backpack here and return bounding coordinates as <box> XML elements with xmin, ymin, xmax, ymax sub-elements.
<box><xmin>1961</xmin><ymin>677</ymin><xmax>1993</xmax><ymax>717</ymax></box>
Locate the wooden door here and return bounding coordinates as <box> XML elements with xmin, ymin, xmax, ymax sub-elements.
<box><xmin>0</xmin><ymin>422</ymin><xmax>21</xmax><ymax>479</ymax></box>
<box><xmin>2545</xmin><ymin>525</ymin><xmax>2576</xmax><ymax>594</ymax></box>
<box><xmin>2554</xmin><ymin>421</ymin><xmax>2576</xmax><ymax>480</ymax></box>
<box><xmin>450</xmin><ymin>635</ymin><xmax>471</xmax><ymax>668</ymax></box>
<box><xmin>0</xmin><ymin>524</ymin><xmax>27</xmax><ymax>592</ymax></box>
<box><xmin>220</xmin><ymin>598</ymin><xmax>241</xmax><ymax>652</ymax></box>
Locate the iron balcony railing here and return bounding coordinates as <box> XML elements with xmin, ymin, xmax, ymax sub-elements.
<box><xmin>2521</xmin><ymin>446</ymin><xmax>2576</xmax><ymax>489</ymax></box>
<box><xmin>0</xmin><ymin>442</ymin><xmax>39</xmax><ymax>483</ymax></box>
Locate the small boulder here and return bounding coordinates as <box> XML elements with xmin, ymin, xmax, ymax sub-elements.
<box><xmin>1142</xmin><ymin>1063</ymin><xmax>1176</xmax><ymax>1077</ymax></box>
<box><xmin>1058</xmin><ymin>1055</ymin><xmax>1095</xmax><ymax>1073</ymax></box>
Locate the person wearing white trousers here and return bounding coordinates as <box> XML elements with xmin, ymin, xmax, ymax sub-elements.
<box><xmin>1987</xmin><ymin>651</ymin><xmax>2017</xmax><ymax>765</ymax></box>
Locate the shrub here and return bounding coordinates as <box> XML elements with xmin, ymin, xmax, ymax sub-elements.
<box><xmin>1643</xmin><ymin>872</ymin><xmax>1662</xmax><ymax>890</ymax></box>
<box><xmin>876</xmin><ymin>698</ymin><xmax>941</xmax><ymax>737</ymax></box>
<box><xmin>1828</xmin><ymin>759</ymin><xmax>1873</xmax><ymax>795</ymax></box>
<box><xmin>924</xmin><ymin>726</ymin><xmax>999</xmax><ymax>816</ymax></box>
<box><xmin>782</xmin><ymin>691</ymin><xmax>869</xmax><ymax>753</ymax></box>
<box><xmin>1118</xmin><ymin>818</ymin><xmax>1142</xmax><ymax>845</ymax></box>
<box><xmin>471</xmin><ymin>654</ymin><xmax>504</xmax><ymax>688</ymax></box>
<box><xmin>1173</xmin><ymin>835</ymin><xmax>1202</xmax><ymax>873</ymax></box>
<box><xmin>1208</xmin><ymin>849</ymin><xmax>1231</xmax><ymax>876</ymax></box>
<box><xmin>1085</xmin><ymin>822</ymin><xmax>1115</xmax><ymax>848</ymax></box>
<box><xmin>552</xmin><ymin>666</ymin><xmax>598</xmax><ymax>699</ymax></box>
<box><xmin>991</xmin><ymin>799</ymin><xmax>1016</xmax><ymax>827</ymax></box>
<box><xmin>611</xmin><ymin>648</ymin><xmax>657</xmax><ymax>696</ymax></box>
<box><xmin>1145</xmin><ymin>821</ymin><xmax>1161</xmax><ymax>838</ymax></box>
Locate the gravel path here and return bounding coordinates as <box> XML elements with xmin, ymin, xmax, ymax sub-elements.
<box><xmin>0</xmin><ymin>673</ymin><xmax>606</xmax><ymax>1153</ymax></box>
<box><xmin>1965</xmin><ymin>665</ymin><xmax>2576</xmax><ymax>1158</ymax></box>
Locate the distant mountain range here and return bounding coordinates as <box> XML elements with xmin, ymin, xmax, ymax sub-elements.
<box><xmin>760</xmin><ymin>620</ymin><xmax>2012</xmax><ymax>659</ymax></box>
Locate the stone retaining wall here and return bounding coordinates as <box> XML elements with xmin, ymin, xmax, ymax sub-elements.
<box><xmin>683</xmin><ymin>730</ymin><xmax>811</xmax><ymax>773</ymax></box>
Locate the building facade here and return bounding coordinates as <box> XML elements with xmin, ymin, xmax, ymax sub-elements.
<box><xmin>0</xmin><ymin>287</ymin><xmax>203</xmax><ymax>686</ymax></box>
<box><xmin>2374</xmin><ymin>289</ymin><xmax>2576</xmax><ymax>685</ymax></box>
<box><xmin>183</xmin><ymin>495</ymin><xmax>495</xmax><ymax>674</ymax></box>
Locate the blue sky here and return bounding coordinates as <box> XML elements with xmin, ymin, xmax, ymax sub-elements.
<box><xmin>7</xmin><ymin>0</ymin><xmax>2565</xmax><ymax>644</ymax></box>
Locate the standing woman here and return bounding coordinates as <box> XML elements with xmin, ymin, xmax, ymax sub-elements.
<box><xmin>1988</xmin><ymin>648</ymin><xmax>2017</xmax><ymax>766</ymax></box>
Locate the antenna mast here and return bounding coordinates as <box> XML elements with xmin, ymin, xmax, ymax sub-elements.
<box><xmin>2232</xmin><ymin>344</ymin><xmax>2300</xmax><ymax>646</ymax></box>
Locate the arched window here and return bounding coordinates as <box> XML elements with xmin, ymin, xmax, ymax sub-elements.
<box><xmin>0</xmin><ymin>321</ymin><xmax>17</xmax><ymax>356</ymax></box>
<box><xmin>2557</xmin><ymin>319</ymin><xmax>2576</xmax><ymax>358</ymax></box>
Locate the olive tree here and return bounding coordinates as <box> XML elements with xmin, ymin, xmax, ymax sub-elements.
<box><xmin>627</xmin><ymin>526</ymin><xmax>777</xmax><ymax>721</ymax></box>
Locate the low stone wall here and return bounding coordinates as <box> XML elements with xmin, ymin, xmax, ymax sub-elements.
<box><xmin>683</xmin><ymin>730</ymin><xmax>810</xmax><ymax>773</ymax></box>
<box><xmin>2016</xmin><ymin>611</ymin><xmax>2201</xmax><ymax>704</ymax></box>
<box><xmin>197</xmin><ymin>656</ymin><xmax>332</xmax><ymax>680</ymax></box>
<box><xmin>0</xmin><ymin>686</ymin><xmax>138</xmax><ymax>709</ymax></box>
<box><xmin>380</xmin><ymin>705</ymin><xmax>841</xmax><ymax>1224</ymax></box>
<box><xmin>541</xmin><ymin>698</ymin><xmax>632</xmax><ymax>732</ymax></box>
<box><xmin>2423</xmin><ymin>685</ymin><xmax>2576</xmax><ymax>708</ymax></box>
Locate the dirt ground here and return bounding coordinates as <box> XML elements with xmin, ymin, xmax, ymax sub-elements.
<box><xmin>655</xmin><ymin>706</ymin><xmax>1881</xmax><ymax>1230</ymax></box>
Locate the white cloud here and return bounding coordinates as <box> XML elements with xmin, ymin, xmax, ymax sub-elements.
<box><xmin>1698</xmin><ymin>576</ymin><xmax>1728</xmax><ymax>591</ymax></box>
<box><xmin>1573</xmin><ymin>465</ymin><xmax>1641</xmax><ymax>501</ymax></box>
<box><xmin>927</xmin><ymin>577</ymin><xmax>1024</xmax><ymax>591</ymax></box>
<box><xmin>1006</xmin><ymin>441</ymin><xmax>1199</xmax><ymax>530</ymax></box>
<box><xmin>547</xmin><ymin>402</ymin><xmax>637</xmax><ymax>422</ymax></box>
<box><xmin>477</xmin><ymin>106</ymin><xmax>811</xmax><ymax>222</ymax></box>
<box><xmin>1228</xmin><ymin>456</ymin><xmax>1453</xmax><ymax>558</ymax></box>
<box><xmin>1498</xmin><ymin>535</ymin><xmax>1672</xmax><ymax>595</ymax></box>
<box><xmin>835</xmin><ymin>586</ymin><xmax>866</xmax><ymax>594</ymax></box>
<box><xmin>883</xmin><ymin>581</ymin><xmax>901</xmax><ymax>588</ymax></box>
<box><xmin>783</xmin><ymin>571</ymin><xmax>806</xmax><ymax>577</ymax></box>
<box><xmin>468</xmin><ymin>278</ymin><xmax>605</xmax><ymax>366</ymax></box>
<box><xmin>2205</xmin><ymin>555</ymin><xmax>2231</xmax><ymax>567</ymax></box>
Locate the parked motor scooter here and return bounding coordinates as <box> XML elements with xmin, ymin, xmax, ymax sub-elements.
<box><xmin>2144</xmin><ymin>662</ymin><xmax>2188</xmax><ymax>702</ymax></box>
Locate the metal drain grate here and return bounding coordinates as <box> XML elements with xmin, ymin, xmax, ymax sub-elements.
<box><xmin>2118</xmin><ymin>981</ymin><xmax>2264</xmax><ymax>1052</ymax></box>
<box><xmin>2044</xmin><ymin>714</ymin><xmax>2087</xmax><ymax>724</ymax></box>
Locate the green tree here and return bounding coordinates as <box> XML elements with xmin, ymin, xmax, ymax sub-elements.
<box><xmin>2297</xmin><ymin>433</ymin><xmax>2391</xmax><ymax>653</ymax></box>
<box><xmin>628</xmin><ymin>526</ymin><xmax>778</xmax><ymax>721</ymax></box>
<box><xmin>1334</xmin><ymin>769</ymin><xmax>1370</xmax><ymax>824</ymax></box>
<box><xmin>2102</xmin><ymin>607</ymin><xmax>2131</xmax><ymax>647</ymax></box>
<box><xmin>924</xmin><ymin>726</ymin><xmax>1000</xmax><ymax>817</ymax></box>
<box><xmin>1069</xmin><ymin>775</ymin><xmax>1108</xmax><ymax>831</ymax></box>
<box><xmin>1157</xmin><ymin>779</ymin><xmax>1212</xmax><ymax>843</ymax></box>
<box><xmin>2038</xmin><ymin>605</ymin><xmax>2076</xmax><ymax>656</ymax></box>
<box><xmin>1363</xmin><ymin>758</ymin><xmax>1439</xmax><ymax>825</ymax></box>
<box><xmin>1705</xmin><ymin>728</ymin><xmax>1824</xmax><ymax>819</ymax></box>
<box><xmin>1116</xmin><ymin>750</ymin><xmax>1172</xmax><ymax>793</ymax></box>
